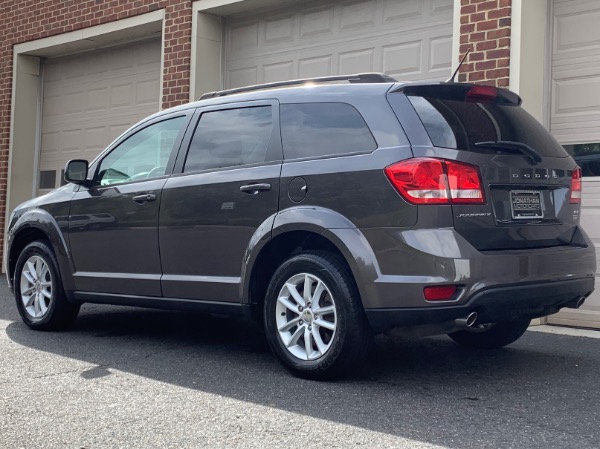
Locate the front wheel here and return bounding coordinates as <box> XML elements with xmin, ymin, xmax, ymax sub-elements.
<box><xmin>14</xmin><ymin>240</ymin><xmax>80</xmax><ymax>331</ymax></box>
<box><xmin>448</xmin><ymin>318</ymin><xmax>531</xmax><ymax>349</ymax></box>
<box><xmin>264</xmin><ymin>251</ymin><xmax>372</xmax><ymax>380</ymax></box>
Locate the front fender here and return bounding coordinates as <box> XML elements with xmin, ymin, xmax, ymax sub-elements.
<box><xmin>8</xmin><ymin>209</ymin><xmax>76</xmax><ymax>294</ymax></box>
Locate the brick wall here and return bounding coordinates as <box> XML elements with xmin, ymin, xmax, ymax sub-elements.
<box><xmin>458</xmin><ymin>0</ymin><xmax>511</xmax><ymax>87</ymax></box>
<box><xmin>0</xmin><ymin>0</ymin><xmax>192</xmax><ymax>259</ymax></box>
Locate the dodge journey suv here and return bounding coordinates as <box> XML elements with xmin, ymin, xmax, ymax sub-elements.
<box><xmin>7</xmin><ymin>74</ymin><xmax>596</xmax><ymax>379</ymax></box>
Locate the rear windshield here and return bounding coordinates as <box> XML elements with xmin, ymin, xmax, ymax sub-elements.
<box><xmin>407</xmin><ymin>95</ymin><xmax>568</xmax><ymax>158</ymax></box>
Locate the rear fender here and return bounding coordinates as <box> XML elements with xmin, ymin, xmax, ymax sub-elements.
<box><xmin>241</xmin><ymin>206</ymin><xmax>382</xmax><ymax>307</ymax></box>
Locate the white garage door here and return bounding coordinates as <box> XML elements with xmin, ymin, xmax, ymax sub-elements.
<box><xmin>548</xmin><ymin>0</ymin><xmax>600</xmax><ymax>328</ymax></box>
<box><xmin>224</xmin><ymin>0</ymin><xmax>453</xmax><ymax>89</ymax></box>
<box><xmin>39</xmin><ymin>39</ymin><xmax>161</xmax><ymax>194</ymax></box>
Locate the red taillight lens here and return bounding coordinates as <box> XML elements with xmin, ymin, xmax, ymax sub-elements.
<box><xmin>423</xmin><ymin>285</ymin><xmax>458</xmax><ymax>301</ymax></box>
<box><xmin>384</xmin><ymin>158</ymin><xmax>448</xmax><ymax>204</ymax></box>
<box><xmin>466</xmin><ymin>85</ymin><xmax>498</xmax><ymax>102</ymax></box>
<box><xmin>570</xmin><ymin>167</ymin><xmax>582</xmax><ymax>204</ymax></box>
<box><xmin>447</xmin><ymin>161</ymin><xmax>485</xmax><ymax>204</ymax></box>
<box><xmin>385</xmin><ymin>158</ymin><xmax>485</xmax><ymax>205</ymax></box>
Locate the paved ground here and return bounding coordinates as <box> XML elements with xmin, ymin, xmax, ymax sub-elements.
<box><xmin>1</xmin><ymin>280</ymin><xmax>599</xmax><ymax>449</ymax></box>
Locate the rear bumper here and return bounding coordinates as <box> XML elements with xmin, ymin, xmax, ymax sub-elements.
<box><xmin>366</xmin><ymin>277</ymin><xmax>595</xmax><ymax>333</ymax></box>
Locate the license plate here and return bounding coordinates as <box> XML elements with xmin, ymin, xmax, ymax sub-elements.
<box><xmin>510</xmin><ymin>190</ymin><xmax>543</xmax><ymax>219</ymax></box>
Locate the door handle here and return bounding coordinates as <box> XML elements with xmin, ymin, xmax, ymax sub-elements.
<box><xmin>132</xmin><ymin>193</ymin><xmax>157</xmax><ymax>204</ymax></box>
<box><xmin>239</xmin><ymin>183</ymin><xmax>271</xmax><ymax>194</ymax></box>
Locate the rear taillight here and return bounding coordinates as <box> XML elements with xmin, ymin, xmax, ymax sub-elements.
<box><xmin>570</xmin><ymin>167</ymin><xmax>582</xmax><ymax>204</ymax></box>
<box><xmin>385</xmin><ymin>158</ymin><xmax>485</xmax><ymax>205</ymax></box>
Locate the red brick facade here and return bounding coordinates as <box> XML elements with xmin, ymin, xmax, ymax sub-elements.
<box><xmin>458</xmin><ymin>0</ymin><xmax>511</xmax><ymax>87</ymax></box>
<box><xmin>0</xmin><ymin>0</ymin><xmax>193</xmax><ymax>255</ymax></box>
<box><xmin>0</xmin><ymin>1</ymin><xmax>512</xmax><ymax>263</ymax></box>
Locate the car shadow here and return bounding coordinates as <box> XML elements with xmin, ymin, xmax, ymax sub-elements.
<box><xmin>2</xmin><ymin>282</ymin><xmax>599</xmax><ymax>449</ymax></box>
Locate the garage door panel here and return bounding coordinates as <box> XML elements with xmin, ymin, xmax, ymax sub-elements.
<box><xmin>339</xmin><ymin>48</ymin><xmax>375</xmax><ymax>74</ymax></box>
<box><xmin>262</xmin><ymin>60</ymin><xmax>294</xmax><ymax>84</ymax></box>
<box><xmin>551</xmin><ymin>0</ymin><xmax>600</xmax><ymax>143</ymax></box>
<box><xmin>382</xmin><ymin>41</ymin><xmax>421</xmax><ymax>77</ymax></box>
<box><xmin>300</xmin><ymin>6</ymin><xmax>335</xmax><ymax>39</ymax></box>
<box><xmin>298</xmin><ymin>55</ymin><xmax>332</xmax><ymax>78</ymax></box>
<box><xmin>264</xmin><ymin>15</ymin><xmax>295</xmax><ymax>43</ymax></box>
<box><xmin>382</xmin><ymin>0</ymin><xmax>423</xmax><ymax>22</ymax></box>
<box><xmin>431</xmin><ymin>0</ymin><xmax>453</xmax><ymax>15</ymax></box>
<box><xmin>553</xmin><ymin>9</ymin><xmax>600</xmax><ymax>53</ymax></box>
<box><xmin>430</xmin><ymin>36</ymin><xmax>453</xmax><ymax>70</ymax></box>
<box><xmin>39</xmin><ymin>39</ymin><xmax>160</xmax><ymax>194</ymax></box>
<box><xmin>340</xmin><ymin>0</ymin><xmax>377</xmax><ymax>31</ymax></box>
<box><xmin>225</xmin><ymin>0</ymin><xmax>453</xmax><ymax>87</ymax></box>
<box><xmin>553</xmin><ymin>77</ymin><xmax>600</xmax><ymax>112</ymax></box>
<box><xmin>86</xmin><ymin>87</ymin><xmax>109</xmax><ymax>112</ymax></box>
<box><xmin>228</xmin><ymin>67</ymin><xmax>259</xmax><ymax>89</ymax></box>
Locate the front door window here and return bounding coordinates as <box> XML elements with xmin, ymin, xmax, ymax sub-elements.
<box><xmin>97</xmin><ymin>117</ymin><xmax>186</xmax><ymax>186</ymax></box>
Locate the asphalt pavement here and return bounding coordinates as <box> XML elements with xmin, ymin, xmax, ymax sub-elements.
<box><xmin>1</xmin><ymin>279</ymin><xmax>599</xmax><ymax>449</ymax></box>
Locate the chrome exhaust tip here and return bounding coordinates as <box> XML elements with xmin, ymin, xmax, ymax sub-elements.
<box><xmin>455</xmin><ymin>311</ymin><xmax>478</xmax><ymax>328</ymax></box>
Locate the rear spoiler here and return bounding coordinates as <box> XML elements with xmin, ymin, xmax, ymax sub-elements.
<box><xmin>390</xmin><ymin>83</ymin><xmax>522</xmax><ymax>106</ymax></box>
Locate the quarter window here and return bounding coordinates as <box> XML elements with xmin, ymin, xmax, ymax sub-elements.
<box><xmin>280</xmin><ymin>103</ymin><xmax>376</xmax><ymax>160</ymax></box>
<box><xmin>184</xmin><ymin>106</ymin><xmax>273</xmax><ymax>173</ymax></box>
<box><xmin>97</xmin><ymin>117</ymin><xmax>185</xmax><ymax>186</ymax></box>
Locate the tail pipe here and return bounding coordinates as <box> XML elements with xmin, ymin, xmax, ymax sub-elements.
<box><xmin>566</xmin><ymin>296</ymin><xmax>587</xmax><ymax>309</ymax></box>
<box><xmin>455</xmin><ymin>311</ymin><xmax>478</xmax><ymax>328</ymax></box>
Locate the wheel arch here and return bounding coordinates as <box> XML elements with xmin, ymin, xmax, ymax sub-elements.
<box><xmin>8</xmin><ymin>210</ymin><xmax>75</xmax><ymax>294</ymax></box>
<box><xmin>242</xmin><ymin>207</ymin><xmax>381</xmax><ymax>323</ymax></box>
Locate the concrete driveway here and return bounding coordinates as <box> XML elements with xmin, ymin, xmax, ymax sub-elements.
<box><xmin>1</xmin><ymin>280</ymin><xmax>598</xmax><ymax>449</ymax></box>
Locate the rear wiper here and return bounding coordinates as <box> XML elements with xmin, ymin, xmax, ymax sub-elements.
<box><xmin>474</xmin><ymin>140</ymin><xmax>543</xmax><ymax>164</ymax></box>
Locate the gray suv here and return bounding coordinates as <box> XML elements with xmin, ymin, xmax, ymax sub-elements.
<box><xmin>6</xmin><ymin>74</ymin><xmax>596</xmax><ymax>379</ymax></box>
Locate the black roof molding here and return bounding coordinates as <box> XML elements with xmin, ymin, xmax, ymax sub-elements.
<box><xmin>199</xmin><ymin>73</ymin><xmax>397</xmax><ymax>100</ymax></box>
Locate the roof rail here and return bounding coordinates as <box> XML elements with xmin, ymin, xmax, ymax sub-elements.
<box><xmin>199</xmin><ymin>73</ymin><xmax>397</xmax><ymax>100</ymax></box>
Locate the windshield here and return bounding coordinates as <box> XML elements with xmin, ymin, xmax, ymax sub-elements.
<box><xmin>407</xmin><ymin>95</ymin><xmax>568</xmax><ymax>158</ymax></box>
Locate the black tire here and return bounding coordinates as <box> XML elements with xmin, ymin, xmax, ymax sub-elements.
<box><xmin>448</xmin><ymin>318</ymin><xmax>531</xmax><ymax>349</ymax></box>
<box><xmin>264</xmin><ymin>251</ymin><xmax>373</xmax><ymax>380</ymax></box>
<box><xmin>14</xmin><ymin>240</ymin><xmax>80</xmax><ymax>331</ymax></box>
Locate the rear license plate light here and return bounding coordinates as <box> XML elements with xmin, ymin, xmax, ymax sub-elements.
<box><xmin>510</xmin><ymin>190</ymin><xmax>543</xmax><ymax>219</ymax></box>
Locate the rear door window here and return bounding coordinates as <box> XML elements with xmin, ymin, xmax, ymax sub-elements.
<box><xmin>184</xmin><ymin>106</ymin><xmax>273</xmax><ymax>173</ymax></box>
<box><xmin>280</xmin><ymin>103</ymin><xmax>376</xmax><ymax>160</ymax></box>
<box><xmin>407</xmin><ymin>95</ymin><xmax>568</xmax><ymax>158</ymax></box>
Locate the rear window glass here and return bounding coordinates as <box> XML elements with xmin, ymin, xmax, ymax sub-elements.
<box><xmin>280</xmin><ymin>103</ymin><xmax>376</xmax><ymax>160</ymax></box>
<box><xmin>184</xmin><ymin>106</ymin><xmax>272</xmax><ymax>173</ymax></box>
<box><xmin>407</xmin><ymin>96</ymin><xmax>568</xmax><ymax>158</ymax></box>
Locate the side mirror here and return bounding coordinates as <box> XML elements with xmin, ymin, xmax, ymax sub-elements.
<box><xmin>64</xmin><ymin>159</ymin><xmax>89</xmax><ymax>185</ymax></box>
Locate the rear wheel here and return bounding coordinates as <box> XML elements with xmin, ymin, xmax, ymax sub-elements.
<box><xmin>14</xmin><ymin>240</ymin><xmax>80</xmax><ymax>331</ymax></box>
<box><xmin>448</xmin><ymin>318</ymin><xmax>531</xmax><ymax>349</ymax></box>
<box><xmin>264</xmin><ymin>251</ymin><xmax>372</xmax><ymax>380</ymax></box>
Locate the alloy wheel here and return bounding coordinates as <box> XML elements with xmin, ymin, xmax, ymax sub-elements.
<box><xmin>275</xmin><ymin>273</ymin><xmax>337</xmax><ymax>361</ymax></box>
<box><xmin>20</xmin><ymin>255</ymin><xmax>53</xmax><ymax>319</ymax></box>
